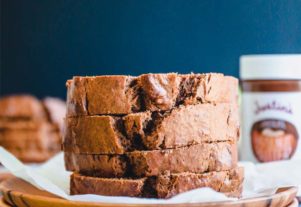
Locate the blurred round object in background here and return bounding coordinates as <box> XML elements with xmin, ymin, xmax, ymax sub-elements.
<box><xmin>0</xmin><ymin>94</ymin><xmax>66</xmax><ymax>163</ymax></box>
<box><xmin>0</xmin><ymin>95</ymin><xmax>48</xmax><ymax>121</ymax></box>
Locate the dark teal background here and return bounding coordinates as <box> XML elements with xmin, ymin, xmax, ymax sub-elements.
<box><xmin>1</xmin><ymin>0</ymin><xmax>301</xmax><ymax>98</ymax></box>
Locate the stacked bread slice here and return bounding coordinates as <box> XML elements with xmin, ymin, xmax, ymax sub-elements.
<box><xmin>0</xmin><ymin>95</ymin><xmax>63</xmax><ymax>162</ymax></box>
<box><xmin>64</xmin><ymin>73</ymin><xmax>243</xmax><ymax>198</ymax></box>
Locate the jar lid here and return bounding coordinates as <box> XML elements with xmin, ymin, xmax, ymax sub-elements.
<box><xmin>240</xmin><ymin>54</ymin><xmax>301</xmax><ymax>80</ymax></box>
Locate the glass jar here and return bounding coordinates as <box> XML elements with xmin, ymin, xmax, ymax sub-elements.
<box><xmin>240</xmin><ymin>54</ymin><xmax>301</xmax><ymax>163</ymax></box>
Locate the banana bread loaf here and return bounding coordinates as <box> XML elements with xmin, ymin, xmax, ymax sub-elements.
<box><xmin>0</xmin><ymin>123</ymin><xmax>60</xmax><ymax>162</ymax></box>
<box><xmin>0</xmin><ymin>125</ymin><xmax>60</xmax><ymax>150</ymax></box>
<box><xmin>0</xmin><ymin>95</ymin><xmax>65</xmax><ymax>162</ymax></box>
<box><xmin>65</xmin><ymin>72</ymin><xmax>242</xmax><ymax>199</ymax></box>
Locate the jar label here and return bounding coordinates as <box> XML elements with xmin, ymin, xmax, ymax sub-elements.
<box><xmin>241</xmin><ymin>92</ymin><xmax>301</xmax><ymax>162</ymax></box>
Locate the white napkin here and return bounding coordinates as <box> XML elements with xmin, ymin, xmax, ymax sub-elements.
<box><xmin>0</xmin><ymin>147</ymin><xmax>299</xmax><ymax>204</ymax></box>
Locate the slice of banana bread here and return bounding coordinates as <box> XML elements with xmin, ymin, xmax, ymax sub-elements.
<box><xmin>63</xmin><ymin>103</ymin><xmax>239</xmax><ymax>154</ymax></box>
<box><xmin>66</xmin><ymin>73</ymin><xmax>238</xmax><ymax>116</ymax></box>
<box><xmin>65</xmin><ymin>141</ymin><xmax>237</xmax><ymax>177</ymax></box>
<box><xmin>70</xmin><ymin>167</ymin><xmax>243</xmax><ymax>198</ymax></box>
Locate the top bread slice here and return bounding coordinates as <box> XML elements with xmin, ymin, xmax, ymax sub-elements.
<box><xmin>66</xmin><ymin>73</ymin><xmax>238</xmax><ymax>116</ymax></box>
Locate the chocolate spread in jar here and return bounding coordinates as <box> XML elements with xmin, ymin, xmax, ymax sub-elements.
<box><xmin>240</xmin><ymin>55</ymin><xmax>301</xmax><ymax>163</ymax></box>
